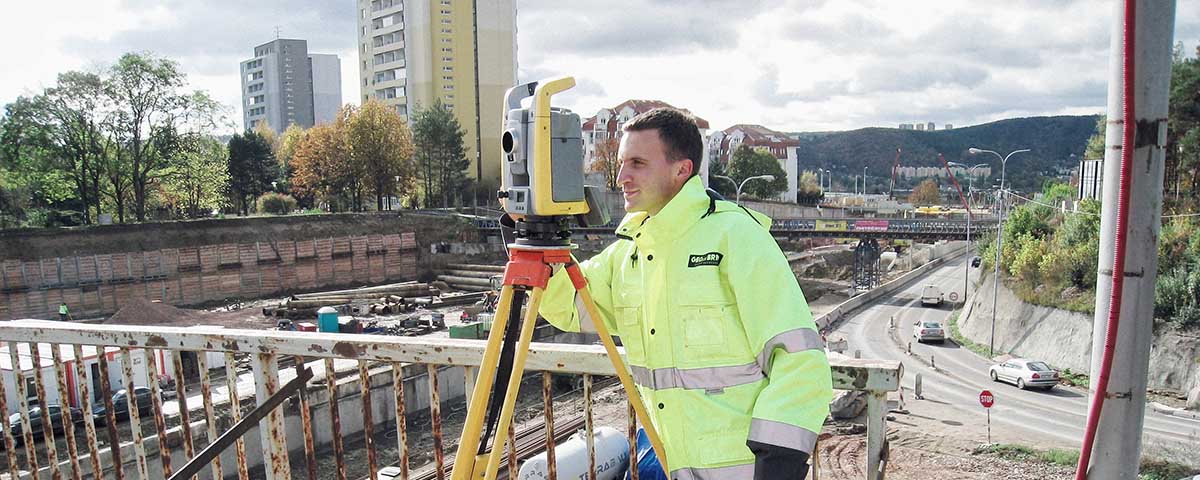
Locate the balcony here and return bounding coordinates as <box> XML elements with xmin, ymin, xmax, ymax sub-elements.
<box><xmin>0</xmin><ymin>319</ymin><xmax>899</xmax><ymax>480</ymax></box>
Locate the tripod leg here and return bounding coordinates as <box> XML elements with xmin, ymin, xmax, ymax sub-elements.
<box><xmin>480</xmin><ymin>286</ymin><xmax>547</xmax><ymax>480</ymax></box>
<box><xmin>450</xmin><ymin>284</ymin><xmax>517</xmax><ymax>480</ymax></box>
<box><xmin>570</xmin><ymin>265</ymin><xmax>671</xmax><ymax>476</ymax></box>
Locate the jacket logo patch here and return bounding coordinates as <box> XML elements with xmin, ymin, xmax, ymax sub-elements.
<box><xmin>688</xmin><ymin>252</ymin><xmax>723</xmax><ymax>268</ymax></box>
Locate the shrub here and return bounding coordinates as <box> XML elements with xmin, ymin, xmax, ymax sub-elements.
<box><xmin>256</xmin><ymin>192</ymin><xmax>297</xmax><ymax>215</ymax></box>
<box><xmin>1010</xmin><ymin>233</ymin><xmax>1046</xmax><ymax>284</ymax></box>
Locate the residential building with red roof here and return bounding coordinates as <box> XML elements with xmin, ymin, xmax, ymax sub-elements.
<box><xmin>581</xmin><ymin>100</ymin><xmax>711</xmax><ymax>186</ymax></box>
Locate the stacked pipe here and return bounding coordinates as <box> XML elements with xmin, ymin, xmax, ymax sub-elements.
<box><xmin>438</xmin><ymin>263</ymin><xmax>505</xmax><ymax>291</ymax></box>
<box><xmin>263</xmin><ymin>282</ymin><xmax>437</xmax><ymax>318</ymax></box>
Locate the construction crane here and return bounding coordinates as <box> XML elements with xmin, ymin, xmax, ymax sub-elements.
<box><xmin>888</xmin><ymin>147</ymin><xmax>902</xmax><ymax>200</ymax></box>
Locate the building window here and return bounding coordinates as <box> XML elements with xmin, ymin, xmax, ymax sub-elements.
<box><xmin>375</xmin><ymin>86</ymin><xmax>405</xmax><ymax>99</ymax></box>
<box><xmin>441</xmin><ymin>47</ymin><xmax>453</xmax><ymax>53</ymax></box>
<box><xmin>373</xmin><ymin>31</ymin><xmax>403</xmax><ymax>48</ymax></box>
<box><xmin>443</xmin><ymin>85</ymin><xmax>454</xmax><ymax>91</ymax></box>
<box><xmin>442</xmin><ymin>75</ymin><xmax>453</xmax><ymax>81</ymax></box>
<box><xmin>441</xmin><ymin>18</ymin><xmax>451</xmax><ymax>24</ymax></box>
<box><xmin>443</xmin><ymin>66</ymin><xmax>453</xmax><ymax>72</ymax></box>
<box><xmin>442</xmin><ymin>56</ymin><xmax>453</xmax><ymax>62</ymax></box>
<box><xmin>441</xmin><ymin>9</ymin><xmax>451</xmax><ymax>14</ymax></box>
<box><xmin>246</xmin><ymin>71</ymin><xmax>263</xmax><ymax>82</ymax></box>
<box><xmin>441</xmin><ymin>28</ymin><xmax>452</xmax><ymax>34</ymax></box>
<box><xmin>373</xmin><ymin>12</ymin><xmax>402</xmax><ymax>29</ymax></box>
<box><xmin>375</xmin><ymin>68</ymin><xmax>406</xmax><ymax>83</ymax></box>
<box><xmin>374</xmin><ymin>48</ymin><xmax>405</xmax><ymax>66</ymax></box>
<box><xmin>442</xmin><ymin>38</ymin><xmax>452</xmax><ymax>43</ymax></box>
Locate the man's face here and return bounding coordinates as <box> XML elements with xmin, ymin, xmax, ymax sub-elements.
<box><xmin>617</xmin><ymin>129</ymin><xmax>692</xmax><ymax>215</ymax></box>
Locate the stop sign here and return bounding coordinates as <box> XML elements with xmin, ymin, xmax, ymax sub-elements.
<box><xmin>979</xmin><ymin>390</ymin><xmax>995</xmax><ymax>408</ymax></box>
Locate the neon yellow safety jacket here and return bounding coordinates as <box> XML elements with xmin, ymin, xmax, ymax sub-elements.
<box><xmin>539</xmin><ymin>176</ymin><xmax>833</xmax><ymax>479</ymax></box>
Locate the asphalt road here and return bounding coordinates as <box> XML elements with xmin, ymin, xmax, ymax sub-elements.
<box><xmin>828</xmin><ymin>256</ymin><xmax>1200</xmax><ymax>449</ymax></box>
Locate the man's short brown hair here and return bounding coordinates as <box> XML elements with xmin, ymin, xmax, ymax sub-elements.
<box><xmin>623</xmin><ymin>107</ymin><xmax>703</xmax><ymax>178</ymax></box>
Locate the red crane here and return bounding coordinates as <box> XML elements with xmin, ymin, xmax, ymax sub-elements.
<box><xmin>888</xmin><ymin>148</ymin><xmax>902</xmax><ymax>200</ymax></box>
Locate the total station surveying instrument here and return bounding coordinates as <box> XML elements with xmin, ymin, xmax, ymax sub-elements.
<box><xmin>449</xmin><ymin>76</ymin><xmax>669</xmax><ymax>479</ymax></box>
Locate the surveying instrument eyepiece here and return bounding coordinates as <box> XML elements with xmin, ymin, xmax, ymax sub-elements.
<box><xmin>450</xmin><ymin>77</ymin><xmax>668</xmax><ymax>480</ymax></box>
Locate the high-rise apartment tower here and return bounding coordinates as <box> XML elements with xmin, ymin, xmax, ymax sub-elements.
<box><xmin>240</xmin><ymin>38</ymin><xmax>342</xmax><ymax>134</ymax></box>
<box><xmin>356</xmin><ymin>0</ymin><xmax>516</xmax><ymax>183</ymax></box>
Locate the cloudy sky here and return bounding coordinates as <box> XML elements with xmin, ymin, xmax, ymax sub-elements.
<box><xmin>3</xmin><ymin>0</ymin><xmax>1198</xmax><ymax>133</ymax></box>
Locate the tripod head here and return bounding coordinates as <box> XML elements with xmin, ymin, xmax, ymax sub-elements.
<box><xmin>498</xmin><ymin>76</ymin><xmax>609</xmax><ymax>247</ymax></box>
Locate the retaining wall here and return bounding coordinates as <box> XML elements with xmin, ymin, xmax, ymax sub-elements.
<box><xmin>960</xmin><ymin>273</ymin><xmax>1200</xmax><ymax>397</ymax></box>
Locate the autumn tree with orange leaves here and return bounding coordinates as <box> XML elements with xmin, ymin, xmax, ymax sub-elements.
<box><xmin>289</xmin><ymin>108</ymin><xmax>359</xmax><ymax>211</ymax></box>
<box><xmin>290</xmin><ymin>102</ymin><xmax>415</xmax><ymax>211</ymax></box>
<box><xmin>348</xmin><ymin>100</ymin><xmax>415</xmax><ymax>210</ymax></box>
<box><xmin>590</xmin><ymin>135</ymin><xmax>620</xmax><ymax>191</ymax></box>
<box><xmin>908</xmin><ymin>178</ymin><xmax>942</xmax><ymax>206</ymax></box>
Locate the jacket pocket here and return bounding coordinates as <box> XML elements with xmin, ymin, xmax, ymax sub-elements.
<box><xmin>616</xmin><ymin>305</ymin><xmax>645</xmax><ymax>362</ymax></box>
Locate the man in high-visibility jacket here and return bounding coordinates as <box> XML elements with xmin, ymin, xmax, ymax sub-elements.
<box><xmin>539</xmin><ymin>108</ymin><xmax>832</xmax><ymax>479</ymax></box>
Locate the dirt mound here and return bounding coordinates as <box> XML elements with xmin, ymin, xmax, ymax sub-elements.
<box><xmin>106</xmin><ymin>298</ymin><xmax>274</xmax><ymax>329</ymax></box>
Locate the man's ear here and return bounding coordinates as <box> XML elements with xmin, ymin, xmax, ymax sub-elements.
<box><xmin>677</xmin><ymin>158</ymin><xmax>694</xmax><ymax>180</ymax></box>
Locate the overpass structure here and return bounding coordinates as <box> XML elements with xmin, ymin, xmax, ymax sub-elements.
<box><xmin>771</xmin><ymin>217</ymin><xmax>997</xmax><ymax>241</ymax></box>
<box><xmin>471</xmin><ymin>216</ymin><xmax>998</xmax><ymax>242</ymax></box>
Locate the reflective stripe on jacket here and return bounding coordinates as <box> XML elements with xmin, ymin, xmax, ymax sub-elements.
<box><xmin>539</xmin><ymin>176</ymin><xmax>833</xmax><ymax>478</ymax></box>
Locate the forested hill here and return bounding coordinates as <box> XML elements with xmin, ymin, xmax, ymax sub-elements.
<box><xmin>793</xmin><ymin>115</ymin><xmax>1101</xmax><ymax>190</ymax></box>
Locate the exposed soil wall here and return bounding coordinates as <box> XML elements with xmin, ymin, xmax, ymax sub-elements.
<box><xmin>0</xmin><ymin>213</ymin><xmax>478</xmax><ymax>321</ymax></box>
<box><xmin>961</xmin><ymin>273</ymin><xmax>1200</xmax><ymax>397</ymax></box>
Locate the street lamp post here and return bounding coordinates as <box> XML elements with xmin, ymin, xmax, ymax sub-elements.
<box><xmin>863</xmin><ymin>166</ymin><xmax>868</xmax><ymax>195</ymax></box>
<box><xmin>716</xmin><ymin>174</ymin><xmax>775</xmax><ymax>204</ymax></box>
<box><xmin>948</xmin><ymin>161</ymin><xmax>990</xmax><ymax>302</ymax></box>
<box><xmin>969</xmin><ymin>147</ymin><xmax>1030</xmax><ymax>358</ymax></box>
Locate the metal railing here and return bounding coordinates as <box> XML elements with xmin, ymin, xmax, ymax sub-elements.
<box><xmin>0</xmin><ymin>319</ymin><xmax>900</xmax><ymax>480</ymax></box>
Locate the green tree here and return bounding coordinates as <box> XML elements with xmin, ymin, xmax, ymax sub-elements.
<box><xmin>160</xmin><ymin>136</ymin><xmax>229</xmax><ymax>218</ymax></box>
<box><xmin>276</xmin><ymin>124</ymin><xmax>306</xmax><ymax>193</ymax></box>
<box><xmin>103</xmin><ymin>52</ymin><xmax>191</xmax><ymax>222</ymax></box>
<box><xmin>1083</xmin><ymin>115</ymin><xmax>1106</xmax><ymax>160</ymax></box>
<box><xmin>727</xmin><ymin>144</ymin><xmax>787</xmax><ymax>199</ymax></box>
<box><xmin>227</xmin><ymin>130</ymin><xmax>276</xmax><ymax>215</ymax></box>
<box><xmin>412</xmin><ymin>99</ymin><xmax>470</xmax><ymax>207</ymax></box>
<box><xmin>348</xmin><ymin>100</ymin><xmax>416</xmax><ymax>211</ymax></box>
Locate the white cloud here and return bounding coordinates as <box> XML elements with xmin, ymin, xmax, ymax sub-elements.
<box><xmin>2</xmin><ymin>0</ymin><xmax>1199</xmax><ymax>134</ymax></box>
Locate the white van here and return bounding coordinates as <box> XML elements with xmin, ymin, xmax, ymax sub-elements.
<box><xmin>921</xmin><ymin>285</ymin><xmax>944</xmax><ymax>306</ymax></box>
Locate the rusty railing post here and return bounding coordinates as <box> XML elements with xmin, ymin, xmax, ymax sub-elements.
<box><xmin>252</xmin><ymin>352</ymin><xmax>291</xmax><ymax>480</ymax></box>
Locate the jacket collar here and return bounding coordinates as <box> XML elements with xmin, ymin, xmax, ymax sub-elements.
<box><xmin>615</xmin><ymin>176</ymin><xmax>710</xmax><ymax>241</ymax></box>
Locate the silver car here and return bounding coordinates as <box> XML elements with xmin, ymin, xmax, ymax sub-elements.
<box><xmin>989</xmin><ymin>359</ymin><xmax>1059</xmax><ymax>390</ymax></box>
<box><xmin>912</xmin><ymin>321</ymin><xmax>945</xmax><ymax>343</ymax></box>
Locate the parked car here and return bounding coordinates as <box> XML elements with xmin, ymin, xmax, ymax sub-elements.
<box><xmin>989</xmin><ymin>359</ymin><xmax>1059</xmax><ymax>390</ymax></box>
<box><xmin>921</xmin><ymin>284</ymin><xmax>944</xmax><ymax>306</ymax></box>
<box><xmin>971</xmin><ymin>256</ymin><xmax>982</xmax><ymax>268</ymax></box>
<box><xmin>92</xmin><ymin>386</ymin><xmax>154</xmax><ymax>425</ymax></box>
<box><xmin>4</xmin><ymin>404</ymin><xmax>84</xmax><ymax>439</ymax></box>
<box><xmin>913</xmin><ymin>321</ymin><xmax>945</xmax><ymax>343</ymax></box>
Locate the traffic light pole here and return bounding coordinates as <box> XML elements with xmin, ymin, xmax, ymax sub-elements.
<box><xmin>1081</xmin><ymin>0</ymin><xmax>1173</xmax><ymax>478</ymax></box>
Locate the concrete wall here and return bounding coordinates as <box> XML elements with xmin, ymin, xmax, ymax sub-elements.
<box><xmin>0</xmin><ymin>213</ymin><xmax>484</xmax><ymax>320</ymax></box>
<box><xmin>0</xmin><ymin>233</ymin><xmax>417</xmax><ymax>320</ymax></box>
<box><xmin>959</xmin><ymin>273</ymin><xmax>1200</xmax><ymax>397</ymax></box>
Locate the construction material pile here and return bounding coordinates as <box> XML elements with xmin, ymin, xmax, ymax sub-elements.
<box><xmin>263</xmin><ymin>281</ymin><xmax>433</xmax><ymax>318</ymax></box>
<box><xmin>436</xmin><ymin>263</ymin><xmax>504</xmax><ymax>291</ymax></box>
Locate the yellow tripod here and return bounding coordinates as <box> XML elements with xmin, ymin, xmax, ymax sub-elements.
<box><xmin>449</xmin><ymin>244</ymin><xmax>669</xmax><ymax>479</ymax></box>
